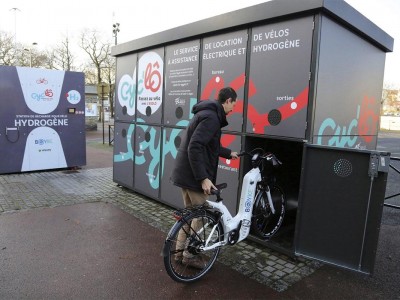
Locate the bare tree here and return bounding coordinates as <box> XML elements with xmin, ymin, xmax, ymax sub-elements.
<box><xmin>81</xmin><ymin>64</ymin><xmax>98</xmax><ymax>84</ymax></box>
<box><xmin>43</xmin><ymin>49</ymin><xmax>57</xmax><ymax>69</ymax></box>
<box><xmin>46</xmin><ymin>36</ymin><xmax>76</xmax><ymax>71</ymax></box>
<box><xmin>0</xmin><ymin>31</ymin><xmax>17</xmax><ymax>65</ymax></box>
<box><xmin>79</xmin><ymin>29</ymin><xmax>117</xmax><ymax>118</ymax></box>
<box><xmin>382</xmin><ymin>83</ymin><xmax>399</xmax><ymax>115</ymax></box>
<box><xmin>28</xmin><ymin>47</ymin><xmax>47</xmax><ymax>68</ymax></box>
<box><xmin>79</xmin><ymin>29</ymin><xmax>111</xmax><ymax>83</ymax></box>
<box><xmin>1</xmin><ymin>32</ymin><xmax>50</xmax><ymax>68</ymax></box>
<box><xmin>102</xmin><ymin>54</ymin><xmax>116</xmax><ymax>117</ymax></box>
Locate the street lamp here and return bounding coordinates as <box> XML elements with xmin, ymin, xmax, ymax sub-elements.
<box><xmin>112</xmin><ymin>23</ymin><xmax>120</xmax><ymax>45</ymax></box>
<box><xmin>24</xmin><ymin>42</ymin><xmax>38</xmax><ymax>67</ymax></box>
<box><xmin>10</xmin><ymin>7</ymin><xmax>20</xmax><ymax>50</ymax></box>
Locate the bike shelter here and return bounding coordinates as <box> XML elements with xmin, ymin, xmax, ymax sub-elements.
<box><xmin>111</xmin><ymin>0</ymin><xmax>393</xmax><ymax>274</ymax></box>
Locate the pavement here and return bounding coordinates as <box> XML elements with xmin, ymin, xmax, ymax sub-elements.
<box><xmin>0</xmin><ymin>126</ymin><xmax>399</xmax><ymax>299</ymax></box>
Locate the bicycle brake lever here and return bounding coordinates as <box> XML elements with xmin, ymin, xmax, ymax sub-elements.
<box><xmin>272</xmin><ymin>155</ymin><xmax>282</xmax><ymax>166</ymax></box>
<box><xmin>210</xmin><ymin>189</ymin><xmax>220</xmax><ymax>196</ymax></box>
<box><xmin>211</xmin><ymin>183</ymin><xmax>227</xmax><ymax>196</ymax></box>
<box><xmin>215</xmin><ymin>183</ymin><xmax>227</xmax><ymax>190</ymax></box>
<box><xmin>211</xmin><ymin>188</ymin><xmax>224</xmax><ymax>202</ymax></box>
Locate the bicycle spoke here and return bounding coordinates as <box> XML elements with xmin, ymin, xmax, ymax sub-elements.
<box><xmin>163</xmin><ymin>209</ymin><xmax>222</xmax><ymax>283</ymax></box>
<box><xmin>251</xmin><ymin>186</ymin><xmax>285</xmax><ymax>239</ymax></box>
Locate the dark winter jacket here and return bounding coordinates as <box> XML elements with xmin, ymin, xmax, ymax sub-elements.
<box><xmin>171</xmin><ymin>100</ymin><xmax>232</xmax><ymax>192</ymax></box>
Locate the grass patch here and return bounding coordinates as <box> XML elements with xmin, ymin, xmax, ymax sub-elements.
<box><xmin>379</xmin><ymin>129</ymin><xmax>400</xmax><ymax>133</ymax></box>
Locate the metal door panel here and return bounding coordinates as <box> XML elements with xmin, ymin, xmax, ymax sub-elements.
<box><xmin>295</xmin><ymin>144</ymin><xmax>389</xmax><ymax>274</ymax></box>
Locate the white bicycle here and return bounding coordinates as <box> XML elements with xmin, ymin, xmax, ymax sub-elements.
<box><xmin>163</xmin><ymin>148</ymin><xmax>286</xmax><ymax>283</ymax></box>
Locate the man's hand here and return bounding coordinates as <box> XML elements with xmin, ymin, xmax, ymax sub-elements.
<box><xmin>230</xmin><ymin>151</ymin><xmax>239</xmax><ymax>160</ymax></box>
<box><xmin>201</xmin><ymin>178</ymin><xmax>217</xmax><ymax>195</ymax></box>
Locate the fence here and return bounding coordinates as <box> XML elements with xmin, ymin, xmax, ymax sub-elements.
<box><xmin>384</xmin><ymin>157</ymin><xmax>400</xmax><ymax>209</ymax></box>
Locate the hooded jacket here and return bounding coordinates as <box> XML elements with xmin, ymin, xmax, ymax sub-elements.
<box><xmin>171</xmin><ymin>100</ymin><xmax>232</xmax><ymax>192</ymax></box>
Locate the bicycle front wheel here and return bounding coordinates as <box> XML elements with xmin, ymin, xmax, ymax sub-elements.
<box><xmin>251</xmin><ymin>185</ymin><xmax>285</xmax><ymax>239</ymax></box>
<box><xmin>163</xmin><ymin>209</ymin><xmax>223</xmax><ymax>283</ymax></box>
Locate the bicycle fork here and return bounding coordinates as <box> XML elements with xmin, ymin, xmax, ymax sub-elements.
<box><xmin>264</xmin><ymin>186</ymin><xmax>276</xmax><ymax>215</ymax></box>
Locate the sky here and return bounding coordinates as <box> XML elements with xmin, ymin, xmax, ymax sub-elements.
<box><xmin>0</xmin><ymin>0</ymin><xmax>399</xmax><ymax>87</ymax></box>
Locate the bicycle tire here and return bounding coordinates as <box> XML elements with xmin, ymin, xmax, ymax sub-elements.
<box><xmin>163</xmin><ymin>209</ymin><xmax>223</xmax><ymax>283</ymax></box>
<box><xmin>251</xmin><ymin>185</ymin><xmax>285</xmax><ymax>239</ymax></box>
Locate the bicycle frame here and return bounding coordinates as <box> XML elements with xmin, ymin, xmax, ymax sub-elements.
<box><xmin>163</xmin><ymin>150</ymin><xmax>283</xmax><ymax>283</ymax></box>
<box><xmin>201</xmin><ymin>165</ymin><xmax>275</xmax><ymax>251</ymax></box>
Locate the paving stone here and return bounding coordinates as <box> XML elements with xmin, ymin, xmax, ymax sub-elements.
<box><xmin>276</xmin><ymin>258</ymin><xmax>287</xmax><ymax>265</ymax></box>
<box><xmin>265</xmin><ymin>266</ymin><xmax>275</xmax><ymax>273</ymax></box>
<box><xmin>261</xmin><ymin>270</ymin><xmax>272</xmax><ymax>277</ymax></box>
<box><xmin>266</xmin><ymin>260</ymin><xmax>276</xmax><ymax>266</ymax></box>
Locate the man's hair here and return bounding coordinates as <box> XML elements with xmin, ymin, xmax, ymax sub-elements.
<box><xmin>217</xmin><ymin>87</ymin><xmax>237</xmax><ymax>104</ymax></box>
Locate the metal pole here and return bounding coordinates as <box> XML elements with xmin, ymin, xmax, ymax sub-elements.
<box><xmin>10</xmin><ymin>8</ymin><xmax>20</xmax><ymax>53</ymax></box>
<box><xmin>24</xmin><ymin>42</ymin><xmax>37</xmax><ymax>68</ymax></box>
<box><xmin>102</xmin><ymin>85</ymin><xmax>105</xmax><ymax>144</ymax></box>
<box><xmin>31</xmin><ymin>42</ymin><xmax>37</xmax><ymax>67</ymax></box>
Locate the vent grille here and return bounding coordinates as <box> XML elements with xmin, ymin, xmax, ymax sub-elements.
<box><xmin>333</xmin><ymin>158</ymin><xmax>353</xmax><ymax>177</ymax></box>
<box><xmin>268</xmin><ymin>109</ymin><xmax>282</xmax><ymax>126</ymax></box>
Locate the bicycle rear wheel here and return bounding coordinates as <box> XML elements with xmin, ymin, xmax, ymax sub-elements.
<box><xmin>251</xmin><ymin>185</ymin><xmax>285</xmax><ymax>239</ymax></box>
<box><xmin>163</xmin><ymin>209</ymin><xmax>223</xmax><ymax>283</ymax></box>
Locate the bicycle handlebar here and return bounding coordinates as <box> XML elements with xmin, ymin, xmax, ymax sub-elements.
<box><xmin>212</xmin><ymin>150</ymin><xmax>281</xmax><ymax>198</ymax></box>
<box><xmin>238</xmin><ymin>150</ymin><xmax>282</xmax><ymax>166</ymax></box>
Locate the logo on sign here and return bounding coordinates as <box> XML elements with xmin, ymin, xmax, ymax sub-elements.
<box><xmin>36</xmin><ymin>78</ymin><xmax>48</xmax><ymax>84</ymax></box>
<box><xmin>66</xmin><ymin>90</ymin><xmax>81</xmax><ymax>104</ymax></box>
<box><xmin>31</xmin><ymin>89</ymin><xmax>54</xmax><ymax>102</ymax></box>
<box><xmin>137</xmin><ymin>51</ymin><xmax>164</xmax><ymax>116</ymax></box>
<box><xmin>35</xmin><ymin>139</ymin><xmax>52</xmax><ymax>145</ymax></box>
<box><xmin>244</xmin><ymin>188</ymin><xmax>253</xmax><ymax>212</ymax></box>
<box><xmin>174</xmin><ymin>98</ymin><xmax>185</xmax><ymax>105</ymax></box>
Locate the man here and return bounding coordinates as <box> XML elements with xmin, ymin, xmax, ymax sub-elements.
<box><xmin>171</xmin><ymin>87</ymin><xmax>239</xmax><ymax>268</ymax></box>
